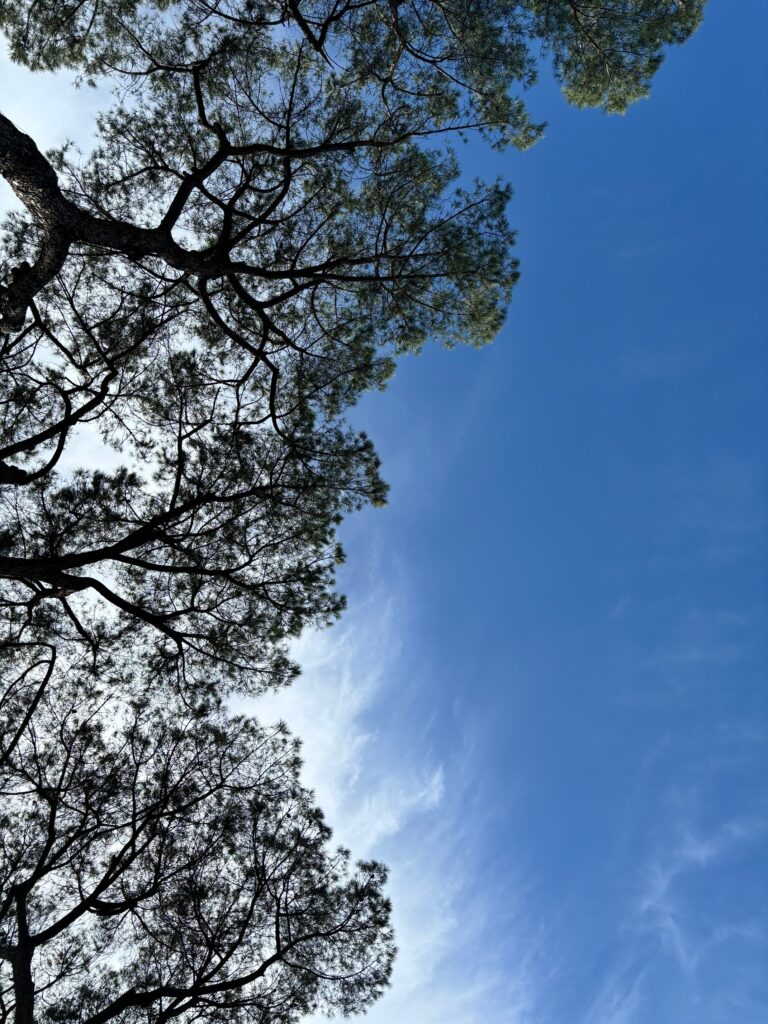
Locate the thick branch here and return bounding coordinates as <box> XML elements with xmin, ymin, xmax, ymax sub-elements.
<box><xmin>0</xmin><ymin>113</ymin><xmax>77</xmax><ymax>333</ymax></box>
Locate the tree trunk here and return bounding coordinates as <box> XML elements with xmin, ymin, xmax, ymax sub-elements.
<box><xmin>12</xmin><ymin>889</ymin><xmax>34</xmax><ymax>1024</ymax></box>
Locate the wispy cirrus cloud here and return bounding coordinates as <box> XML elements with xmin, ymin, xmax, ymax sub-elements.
<box><xmin>636</xmin><ymin>815</ymin><xmax>768</xmax><ymax>976</ymax></box>
<box><xmin>582</xmin><ymin>961</ymin><xmax>647</xmax><ymax>1024</ymax></box>
<box><xmin>575</xmin><ymin>812</ymin><xmax>767</xmax><ymax>1024</ymax></box>
<box><xmin>235</xmin><ymin>573</ymin><xmax>545</xmax><ymax>1024</ymax></box>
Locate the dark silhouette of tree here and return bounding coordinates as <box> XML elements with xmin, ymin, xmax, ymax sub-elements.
<box><xmin>0</xmin><ymin>669</ymin><xmax>394</xmax><ymax>1023</ymax></box>
<box><xmin>0</xmin><ymin>0</ymin><xmax>704</xmax><ymax>680</ymax></box>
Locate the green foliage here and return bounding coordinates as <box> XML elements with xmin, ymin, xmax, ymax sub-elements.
<box><xmin>529</xmin><ymin>1</ymin><xmax>705</xmax><ymax>112</ymax></box>
<box><xmin>0</xmin><ymin>1</ymin><xmax>704</xmax><ymax>117</ymax></box>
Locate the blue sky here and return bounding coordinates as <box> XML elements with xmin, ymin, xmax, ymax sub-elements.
<box><xmin>2</xmin><ymin>2</ymin><xmax>766</xmax><ymax>1021</ymax></box>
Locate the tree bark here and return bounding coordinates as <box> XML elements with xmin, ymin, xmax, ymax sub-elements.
<box><xmin>11</xmin><ymin>888</ymin><xmax>34</xmax><ymax>1024</ymax></box>
<box><xmin>0</xmin><ymin>110</ymin><xmax>229</xmax><ymax>334</ymax></box>
<box><xmin>0</xmin><ymin>112</ymin><xmax>77</xmax><ymax>332</ymax></box>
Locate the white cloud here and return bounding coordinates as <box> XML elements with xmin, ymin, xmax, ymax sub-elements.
<box><xmin>234</xmin><ymin>578</ymin><xmax>544</xmax><ymax>1024</ymax></box>
<box><xmin>637</xmin><ymin>815</ymin><xmax>767</xmax><ymax>975</ymax></box>
<box><xmin>582</xmin><ymin>963</ymin><xmax>647</xmax><ymax>1024</ymax></box>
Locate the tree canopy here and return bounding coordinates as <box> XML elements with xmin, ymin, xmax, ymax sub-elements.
<box><xmin>0</xmin><ymin>671</ymin><xmax>393</xmax><ymax>1023</ymax></box>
